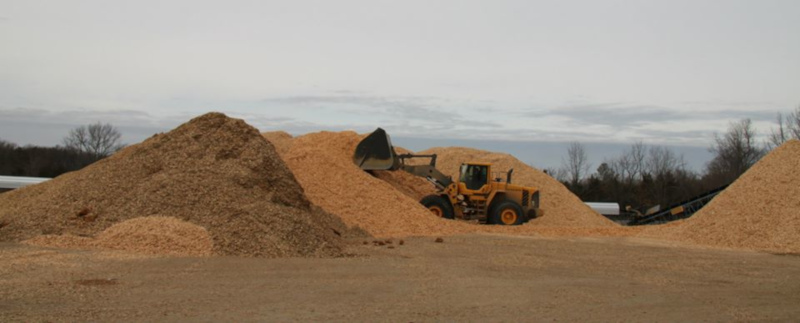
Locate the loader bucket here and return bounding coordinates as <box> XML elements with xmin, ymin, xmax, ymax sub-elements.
<box><xmin>353</xmin><ymin>128</ymin><xmax>399</xmax><ymax>170</ymax></box>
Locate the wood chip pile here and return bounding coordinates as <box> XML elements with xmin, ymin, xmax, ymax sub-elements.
<box><xmin>648</xmin><ymin>140</ymin><xmax>800</xmax><ymax>253</ymax></box>
<box><xmin>0</xmin><ymin>113</ymin><xmax>347</xmax><ymax>257</ymax></box>
<box><xmin>24</xmin><ymin>217</ymin><xmax>214</xmax><ymax>257</ymax></box>
<box><xmin>416</xmin><ymin>147</ymin><xmax>615</xmax><ymax>227</ymax></box>
<box><xmin>275</xmin><ymin>131</ymin><xmax>475</xmax><ymax>237</ymax></box>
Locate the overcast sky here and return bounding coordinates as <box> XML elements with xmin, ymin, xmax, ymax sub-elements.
<box><xmin>1</xmin><ymin>0</ymin><xmax>798</xmax><ymax>169</ymax></box>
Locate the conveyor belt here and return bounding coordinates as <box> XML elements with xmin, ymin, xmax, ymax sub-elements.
<box><xmin>629</xmin><ymin>184</ymin><xmax>729</xmax><ymax>225</ymax></box>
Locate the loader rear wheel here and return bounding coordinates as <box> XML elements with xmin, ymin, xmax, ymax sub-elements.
<box><xmin>420</xmin><ymin>195</ymin><xmax>454</xmax><ymax>220</ymax></box>
<box><xmin>489</xmin><ymin>200</ymin><xmax>525</xmax><ymax>225</ymax></box>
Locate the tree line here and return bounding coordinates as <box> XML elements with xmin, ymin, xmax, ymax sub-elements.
<box><xmin>553</xmin><ymin>106</ymin><xmax>800</xmax><ymax>214</ymax></box>
<box><xmin>0</xmin><ymin>123</ymin><xmax>124</xmax><ymax>178</ymax></box>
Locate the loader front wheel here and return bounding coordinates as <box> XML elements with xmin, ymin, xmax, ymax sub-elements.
<box><xmin>420</xmin><ymin>195</ymin><xmax>454</xmax><ymax>220</ymax></box>
<box><xmin>489</xmin><ymin>200</ymin><xmax>526</xmax><ymax>225</ymax></box>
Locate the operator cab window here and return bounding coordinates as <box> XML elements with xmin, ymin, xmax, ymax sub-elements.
<box><xmin>460</xmin><ymin>164</ymin><xmax>488</xmax><ymax>190</ymax></box>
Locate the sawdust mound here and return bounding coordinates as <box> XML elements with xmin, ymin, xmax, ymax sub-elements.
<box><xmin>416</xmin><ymin>147</ymin><xmax>615</xmax><ymax>227</ymax></box>
<box><xmin>0</xmin><ymin>113</ymin><xmax>346</xmax><ymax>257</ymax></box>
<box><xmin>279</xmin><ymin>131</ymin><xmax>474</xmax><ymax>237</ymax></box>
<box><xmin>25</xmin><ymin>217</ymin><xmax>214</xmax><ymax>257</ymax></box>
<box><xmin>94</xmin><ymin>217</ymin><xmax>213</xmax><ymax>256</ymax></box>
<box><xmin>648</xmin><ymin>140</ymin><xmax>800</xmax><ymax>253</ymax></box>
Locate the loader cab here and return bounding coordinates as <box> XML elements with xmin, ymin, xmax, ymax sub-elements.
<box><xmin>459</xmin><ymin>163</ymin><xmax>490</xmax><ymax>190</ymax></box>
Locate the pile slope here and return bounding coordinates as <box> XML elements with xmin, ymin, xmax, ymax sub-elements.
<box><xmin>0</xmin><ymin>113</ymin><xmax>346</xmax><ymax>257</ymax></box>
<box><xmin>278</xmin><ymin>131</ymin><xmax>474</xmax><ymax>237</ymax></box>
<box><xmin>416</xmin><ymin>147</ymin><xmax>615</xmax><ymax>227</ymax></box>
<box><xmin>371</xmin><ymin>170</ymin><xmax>433</xmax><ymax>201</ymax></box>
<box><xmin>649</xmin><ymin>140</ymin><xmax>800</xmax><ymax>253</ymax></box>
<box><xmin>25</xmin><ymin>217</ymin><xmax>214</xmax><ymax>257</ymax></box>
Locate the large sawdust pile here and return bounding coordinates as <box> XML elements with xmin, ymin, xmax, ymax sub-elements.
<box><xmin>0</xmin><ymin>113</ymin><xmax>346</xmax><ymax>257</ymax></box>
<box><xmin>25</xmin><ymin>217</ymin><xmax>214</xmax><ymax>257</ymax></box>
<box><xmin>647</xmin><ymin>140</ymin><xmax>800</xmax><ymax>253</ymax></box>
<box><xmin>278</xmin><ymin>131</ymin><xmax>474</xmax><ymax>237</ymax></box>
<box><xmin>415</xmin><ymin>147</ymin><xmax>615</xmax><ymax>227</ymax></box>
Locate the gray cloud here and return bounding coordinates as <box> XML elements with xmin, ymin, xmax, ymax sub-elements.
<box><xmin>713</xmin><ymin>109</ymin><xmax>780</xmax><ymax>122</ymax></box>
<box><xmin>261</xmin><ymin>94</ymin><xmax>502</xmax><ymax>130</ymax></box>
<box><xmin>228</xmin><ymin>112</ymin><xmax>331</xmax><ymax>135</ymax></box>
<box><xmin>630</xmin><ymin>129</ymin><xmax>717</xmax><ymax>145</ymax></box>
<box><xmin>223</xmin><ymin>112</ymin><xmax>295</xmax><ymax>125</ymax></box>
<box><xmin>536</xmin><ymin>103</ymin><xmax>687</xmax><ymax>126</ymax></box>
<box><xmin>262</xmin><ymin>95</ymin><xmax>455</xmax><ymax>121</ymax></box>
<box><xmin>0</xmin><ymin>108</ymin><xmax>158</xmax><ymax>125</ymax></box>
<box><xmin>538</xmin><ymin>102</ymin><xmax>781</xmax><ymax>127</ymax></box>
<box><xmin>679</xmin><ymin>100</ymin><xmax>782</xmax><ymax>108</ymax></box>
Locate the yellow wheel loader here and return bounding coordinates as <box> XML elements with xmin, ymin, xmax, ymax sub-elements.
<box><xmin>354</xmin><ymin>128</ymin><xmax>544</xmax><ymax>225</ymax></box>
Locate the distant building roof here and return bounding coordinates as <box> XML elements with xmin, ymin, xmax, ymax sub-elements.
<box><xmin>584</xmin><ymin>202</ymin><xmax>620</xmax><ymax>216</ymax></box>
<box><xmin>0</xmin><ymin>175</ymin><xmax>51</xmax><ymax>189</ymax></box>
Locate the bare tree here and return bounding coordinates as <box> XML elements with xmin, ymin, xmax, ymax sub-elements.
<box><xmin>768</xmin><ymin>112</ymin><xmax>788</xmax><ymax>149</ymax></box>
<box><xmin>768</xmin><ymin>105</ymin><xmax>800</xmax><ymax>149</ymax></box>
<box><xmin>706</xmin><ymin>118</ymin><xmax>765</xmax><ymax>185</ymax></box>
<box><xmin>0</xmin><ymin>139</ymin><xmax>18</xmax><ymax>175</ymax></box>
<box><xmin>611</xmin><ymin>141</ymin><xmax>646</xmax><ymax>184</ymax></box>
<box><xmin>789</xmin><ymin>105</ymin><xmax>800</xmax><ymax>140</ymax></box>
<box><xmin>596</xmin><ymin>162</ymin><xmax>616</xmax><ymax>182</ymax></box>
<box><xmin>0</xmin><ymin>139</ymin><xmax>15</xmax><ymax>151</ymax></box>
<box><xmin>646</xmin><ymin>146</ymin><xmax>686</xmax><ymax>178</ymax></box>
<box><xmin>645</xmin><ymin>145</ymin><xmax>688</xmax><ymax>205</ymax></box>
<box><xmin>559</xmin><ymin>140</ymin><xmax>706</xmax><ymax>212</ymax></box>
<box><xmin>63</xmin><ymin>123</ymin><xmax>125</xmax><ymax>159</ymax></box>
<box><xmin>561</xmin><ymin>141</ymin><xmax>591</xmax><ymax>187</ymax></box>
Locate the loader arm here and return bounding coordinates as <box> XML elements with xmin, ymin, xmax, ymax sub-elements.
<box><xmin>354</xmin><ymin>128</ymin><xmax>453</xmax><ymax>190</ymax></box>
<box><xmin>397</xmin><ymin>154</ymin><xmax>453</xmax><ymax>190</ymax></box>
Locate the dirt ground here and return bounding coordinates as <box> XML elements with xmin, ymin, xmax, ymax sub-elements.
<box><xmin>2</xmin><ymin>234</ymin><xmax>800</xmax><ymax>322</ymax></box>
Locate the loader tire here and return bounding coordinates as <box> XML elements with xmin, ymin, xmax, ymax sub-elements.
<box><xmin>420</xmin><ymin>195</ymin><xmax>454</xmax><ymax>220</ymax></box>
<box><xmin>489</xmin><ymin>200</ymin><xmax>526</xmax><ymax>225</ymax></box>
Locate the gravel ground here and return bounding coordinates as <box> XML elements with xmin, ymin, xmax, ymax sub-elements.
<box><xmin>3</xmin><ymin>234</ymin><xmax>799</xmax><ymax>322</ymax></box>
